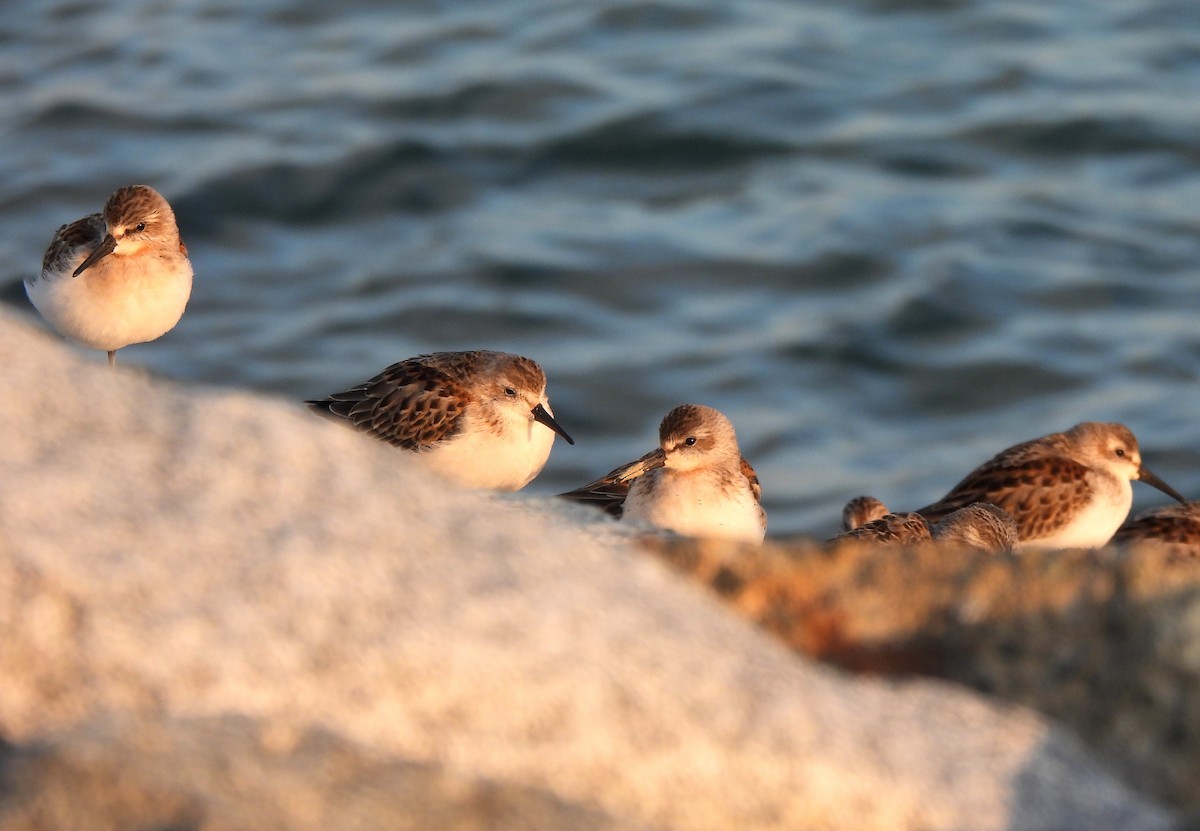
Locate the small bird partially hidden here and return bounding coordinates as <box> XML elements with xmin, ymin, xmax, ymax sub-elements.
<box><xmin>833</xmin><ymin>498</ymin><xmax>1019</xmax><ymax>554</ymax></box>
<box><xmin>561</xmin><ymin>403</ymin><xmax>766</xmax><ymax>544</ymax></box>
<box><xmin>307</xmin><ymin>350</ymin><xmax>574</xmax><ymax>492</ymax></box>
<box><xmin>834</xmin><ymin>509</ymin><xmax>932</xmax><ymax>547</ymax></box>
<box><xmin>914</xmin><ymin>422</ymin><xmax>1186</xmax><ymax>550</ymax></box>
<box><xmin>1113</xmin><ymin>502</ymin><xmax>1200</xmax><ymax>559</ymax></box>
<box><xmin>27</xmin><ymin>185</ymin><xmax>193</xmax><ymax>367</ymax></box>
<box><xmin>842</xmin><ymin>495</ymin><xmax>891</xmax><ymax>532</ymax></box>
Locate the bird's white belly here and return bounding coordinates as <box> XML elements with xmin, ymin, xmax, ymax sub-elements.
<box><xmin>625</xmin><ymin>473</ymin><xmax>765</xmax><ymax>543</ymax></box>
<box><xmin>1020</xmin><ymin>480</ymin><xmax>1132</xmax><ymax>550</ymax></box>
<box><xmin>28</xmin><ymin>258</ymin><xmax>193</xmax><ymax>351</ymax></box>
<box><xmin>417</xmin><ymin>417</ymin><xmax>556</xmax><ymax>492</ymax></box>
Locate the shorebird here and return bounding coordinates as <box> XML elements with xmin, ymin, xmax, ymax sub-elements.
<box><xmin>915</xmin><ymin>422</ymin><xmax>1186</xmax><ymax>550</ymax></box>
<box><xmin>27</xmin><ymin>185</ymin><xmax>193</xmax><ymax>367</ymax></box>
<box><xmin>307</xmin><ymin>350</ymin><xmax>574</xmax><ymax>491</ymax></box>
<box><xmin>832</xmin><ymin>500</ymin><xmax>1018</xmax><ymax>554</ymax></box>
<box><xmin>930</xmin><ymin>502</ymin><xmax>1019</xmax><ymax>553</ymax></box>
<box><xmin>833</xmin><ymin>510</ymin><xmax>932</xmax><ymax>546</ymax></box>
<box><xmin>561</xmin><ymin>404</ymin><xmax>767</xmax><ymax>543</ymax></box>
<box><xmin>1113</xmin><ymin>501</ymin><xmax>1200</xmax><ymax>559</ymax></box>
<box><xmin>842</xmin><ymin>495</ymin><xmax>891</xmax><ymax>532</ymax></box>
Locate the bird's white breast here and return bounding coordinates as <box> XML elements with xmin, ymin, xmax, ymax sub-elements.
<box><xmin>416</xmin><ymin>409</ymin><xmax>557</xmax><ymax>491</ymax></box>
<box><xmin>28</xmin><ymin>255</ymin><xmax>193</xmax><ymax>352</ymax></box>
<box><xmin>625</xmin><ymin>469</ymin><xmax>765</xmax><ymax>543</ymax></box>
<box><xmin>1020</xmin><ymin>474</ymin><xmax>1132</xmax><ymax>550</ymax></box>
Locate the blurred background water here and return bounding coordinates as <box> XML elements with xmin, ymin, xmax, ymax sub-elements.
<box><xmin>3</xmin><ymin>0</ymin><xmax>1200</xmax><ymax>538</ymax></box>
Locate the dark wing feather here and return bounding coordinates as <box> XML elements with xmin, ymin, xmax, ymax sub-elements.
<box><xmin>831</xmin><ymin>512</ymin><xmax>932</xmax><ymax>546</ymax></box>
<box><xmin>559</xmin><ymin>448</ymin><xmax>665</xmax><ymax>519</ymax></box>
<box><xmin>40</xmin><ymin>213</ymin><xmax>104</xmax><ymax>277</ymax></box>
<box><xmin>1114</xmin><ymin>504</ymin><xmax>1200</xmax><ymax>554</ymax></box>
<box><xmin>307</xmin><ymin>360</ymin><xmax>470</xmax><ymax>450</ymax></box>
<box><xmin>917</xmin><ymin>455</ymin><xmax>1093</xmax><ymax>542</ymax></box>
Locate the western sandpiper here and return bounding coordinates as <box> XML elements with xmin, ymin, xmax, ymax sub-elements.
<box><xmin>832</xmin><ymin>500</ymin><xmax>1018</xmax><ymax>554</ymax></box>
<box><xmin>833</xmin><ymin>510</ymin><xmax>932</xmax><ymax>546</ymax></box>
<box><xmin>931</xmin><ymin>502</ymin><xmax>1019</xmax><ymax>553</ymax></box>
<box><xmin>562</xmin><ymin>404</ymin><xmax>767</xmax><ymax>543</ymax></box>
<box><xmin>27</xmin><ymin>185</ymin><xmax>193</xmax><ymax>367</ymax></box>
<box><xmin>916</xmin><ymin>422</ymin><xmax>1186</xmax><ymax>550</ymax></box>
<box><xmin>1113</xmin><ymin>501</ymin><xmax>1200</xmax><ymax>558</ymax></box>
<box><xmin>307</xmin><ymin>350</ymin><xmax>574</xmax><ymax>491</ymax></box>
<box><xmin>842</xmin><ymin>495</ymin><xmax>891</xmax><ymax>532</ymax></box>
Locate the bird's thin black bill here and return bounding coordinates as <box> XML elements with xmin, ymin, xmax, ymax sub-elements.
<box><xmin>73</xmin><ymin>234</ymin><xmax>117</xmax><ymax>277</ymax></box>
<box><xmin>1139</xmin><ymin>466</ymin><xmax>1188</xmax><ymax>504</ymax></box>
<box><xmin>532</xmin><ymin>404</ymin><xmax>575</xmax><ymax>445</ymax></box>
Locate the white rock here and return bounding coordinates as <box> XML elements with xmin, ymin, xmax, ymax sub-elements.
<box><xmin>0</xmin><ymin>308</ymin><xmax>1173</xmax><ymax>831</ymax></box>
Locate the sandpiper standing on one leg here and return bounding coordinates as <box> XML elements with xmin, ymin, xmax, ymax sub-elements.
<box><xmin>307</xmin><ymin>350</ymin><xmax>574</xmax><ymax>492</ymax></box>
<box><xmin>26</xmin><ymin>185</ymin><xmax>193</xmax><ymax>368</ymax></box>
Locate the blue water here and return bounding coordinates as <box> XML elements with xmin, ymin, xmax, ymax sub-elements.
<box><xmin>4</xmin><ymin>0</ymin><xmax>1200</xmax><ymax>537</ymax></box>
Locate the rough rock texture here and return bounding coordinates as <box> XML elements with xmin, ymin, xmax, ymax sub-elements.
<box><xmin>0</xmin><ymin>307</ymin><xmax>1175</xmax><ymax>831</ymax></box>
<box><xmin>0</xmin><ymin>716</ymin><xmax>640</xmax><ymax>831</ymax></box>
<box><xmin>645</xmin><ymin>535</ymin><xmax>1200</xmax><ymax>812</ymax></box>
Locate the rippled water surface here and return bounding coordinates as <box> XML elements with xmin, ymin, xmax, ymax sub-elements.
<box><xmin>4</xmin><ymin>0</ymin><xmax>1200</xmax><ymax>536</ymax></box>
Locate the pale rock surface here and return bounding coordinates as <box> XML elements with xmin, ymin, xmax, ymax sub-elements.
<box><xmin>0</xmin><ymin>715</ymin><xmax>642</xmax><ymax>831</ymax></box>
<box><xmin>0</xmin><ymin>308</ymin><xmax>1175</xmax><ymax>831</ymax></box>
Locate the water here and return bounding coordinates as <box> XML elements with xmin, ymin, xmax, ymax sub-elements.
<box><xmin>3</xmin><ymin>0</ymin><xmax>1200</xmax><ymax>538</ymax></box>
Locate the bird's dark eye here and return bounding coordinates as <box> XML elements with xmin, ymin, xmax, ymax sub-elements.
<box><xmin>684</xmin><ymin>436</ymin><xmax>697</xmax><ymax>446</ymax></box>
<box><xmin>504</xmin><ymin>387</ymin><xmax>517</xmax><ymax>397</ymax></box>
<box><xmin>134</xmin><ymin>222</ymin><xmax>146</xmax><ymax>232</ymax></box>
<box><xmin>1115</xmin><ymin>448</ymin><xmax>1126</xmax><ymax>457</ymax></box>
